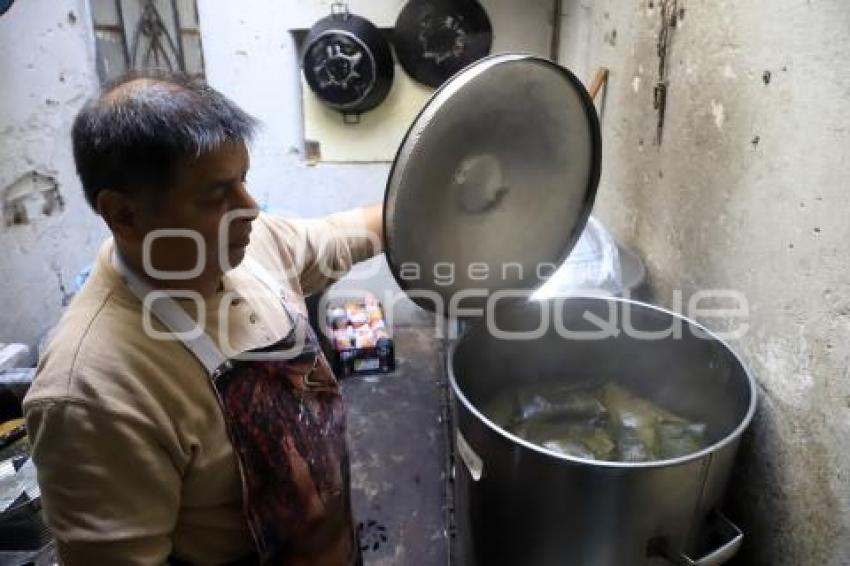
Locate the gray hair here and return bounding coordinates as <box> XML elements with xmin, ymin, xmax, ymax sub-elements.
<box><xmin>72</xmin><ymin>71</ymin><xmax>259</xmax><ymax>209</ymax></box>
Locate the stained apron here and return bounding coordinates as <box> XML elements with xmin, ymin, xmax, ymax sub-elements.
<box><xmin>114</xmin><ymin>253</ymin><xmax>359</xmax><ymax>566</ymax></box>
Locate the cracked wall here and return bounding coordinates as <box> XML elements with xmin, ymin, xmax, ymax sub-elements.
<box><xmin>559</xmin><ymin>1</ymin><xmax>850</xmax><ymax>564</ymax></box>
<box><xmin>0</xmin><ymin>0</ymin><xmax>106</xmax><ymax>362</ymax></box>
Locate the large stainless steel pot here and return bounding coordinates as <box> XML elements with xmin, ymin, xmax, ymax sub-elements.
<box><xmin>448</xmin><ymin>296</ymin><xmax>756</xmax><ymax>566</ymax></box>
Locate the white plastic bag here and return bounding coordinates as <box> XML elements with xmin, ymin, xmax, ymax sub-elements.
<box><xmin>532</xmin><ymin>216</ymin><xmax>623</xmax><ymax>299</ymax></box>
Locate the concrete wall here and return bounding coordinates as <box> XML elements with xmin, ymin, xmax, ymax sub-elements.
<box><xmin>0</xmin><ymin>0</ymin><xmax>105</xmax><ymax>363</ymax></box>
<box><xmin>559</xmin><ymin>1</ymin><xmax>850</xmax><ymax>564</ymax></box>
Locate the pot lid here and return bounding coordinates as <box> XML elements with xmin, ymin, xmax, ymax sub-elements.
<box><xmin>393</xmin><ymin>0</ymin><xmax>494</xmax><ymax>88</ymax></box>
<box><xmin>383</xmin><ymin>53</ymin><xmax>601</xmax><ymax>317</ymax></box>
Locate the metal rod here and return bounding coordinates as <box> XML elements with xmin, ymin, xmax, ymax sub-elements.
<box><xmin>549</xmin><ymin>0</ymin><xmax>563</xmax><ymax>61</ymax></box>
<box><xmin>115</xmin><ymin>0</ymin><xmax>131</xmax><ymax>70</ymax></box>
<box><xmin>171</xmin><ymin>0</ymin><xmax>187</xmax><ymax>71</ymax></box>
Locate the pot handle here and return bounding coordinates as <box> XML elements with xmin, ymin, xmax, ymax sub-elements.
<box><xmin>678</xmin><ymin>511</ymin><xmax>743</xmax><ymax>566</ymax></box>
<box><xmin>455</xmin><ymin>430</ymin><xmax>483</xmax><ymax>481</ymax></box>
<box><xmin>330</xmin><ymin>2</ymin><xmax>349</xmax><ymax>20</ymax></box>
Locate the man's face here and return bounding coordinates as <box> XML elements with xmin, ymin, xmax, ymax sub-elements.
<box><xmin>138</xmin><ymin>140</ymin><xmax>258</xmax><ymax>281</ymax></box>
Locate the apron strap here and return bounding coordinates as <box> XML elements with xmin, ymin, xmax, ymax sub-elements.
<box><xmin>241</xmin><ymin>256</ymin><xmax>284</xmax><ymax>298</ymax></box>
<box><xmin>111</xmin><ymin>250</ymin><xmax>228</xmax><ymax>375</ymax></box>
<box><xmin>112</xmin><ymin>249</ymin><xmax>299</xmax><ymax>375</ymax></box>
<box><xmin>241</xmin><ymin>256</ymin><xmax>298</xmax><ymax>329</ymax></box>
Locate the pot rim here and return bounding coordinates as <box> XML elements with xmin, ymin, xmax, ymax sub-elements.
<box><xmin>447</xmin><ymin>295</ymin><xmax>759</xmax><ymax>469</ymax></box>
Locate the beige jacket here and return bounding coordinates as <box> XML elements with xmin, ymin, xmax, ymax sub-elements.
<box><xmin>23</xmin><ymin>211</ymin><xmax>376</xmax><ymax>565</ymax></box>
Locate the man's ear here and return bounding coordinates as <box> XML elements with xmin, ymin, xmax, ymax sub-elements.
<box><xmin>97</xmin><ymin>189</ymin><xmax>142</xmax><ymax>243</ymax></box>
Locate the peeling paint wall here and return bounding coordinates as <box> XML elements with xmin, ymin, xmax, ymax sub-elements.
<box><xmin>0</xmin><ymin>0</ymin><xmax>106</xmax><ymax>363</ymax></box>
<box><xmin>559</xmin><ymin>1</ymin><xmax>850</xmax><ymax>564</ymax></box>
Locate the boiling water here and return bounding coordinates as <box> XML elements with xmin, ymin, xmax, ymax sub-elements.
<box><xmin>482</xmin><ymin>382</ymin><xmax>707</xmax><ymax>462</ymax></box>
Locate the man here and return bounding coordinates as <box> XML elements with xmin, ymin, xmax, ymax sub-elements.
<box><xmin>23</xmin><ymin>72</ymin><xmax>383</xmax><ymax>564</ymax></box>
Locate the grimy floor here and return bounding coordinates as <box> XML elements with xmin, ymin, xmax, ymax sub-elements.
<box><xmin>342</xmin><ymin>326</ymin><xmax>451</xmax><ymax>566</ymax></box>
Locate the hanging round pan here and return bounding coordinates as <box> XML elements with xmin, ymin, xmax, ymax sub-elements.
<box><xmin>302</xmin><ymin>4</ymin><xmax>394</xmax><ymax>115</ymax></box>
<box><xmin>383</xmin><ymin>54</ymin><xmax>602</xmax><ymax>316</ymax></box>
<box><xmin>0</xmin><ymin>0</ymin><xmax>15</xmax><ymax>17</ymax></box>
<box><xmin>394</xmin><ymin>0</ymin><xmax>493</xmax><ymax>88</ymax></box>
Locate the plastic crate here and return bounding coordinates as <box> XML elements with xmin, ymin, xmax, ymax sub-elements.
<box><xmin>324</xmin><ymin>295</ymin><xmax>395</xmax><ymax>377</ymax></box>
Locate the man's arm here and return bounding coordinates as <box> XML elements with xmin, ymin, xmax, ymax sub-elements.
<box><xmin>261</xmin><ymin>203</ymin><xmax>385</xmax><ymax>295</ymax></box>
<box><xmin>26</xmin><ymin>400</ymin><xmax>180</xmax><ymax>565</ymax></box>
<box><xmin>361</xmin><ymin>203</ymin><xmax>384</xmax><ymax>250</ymax></box>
